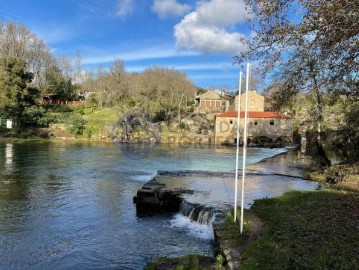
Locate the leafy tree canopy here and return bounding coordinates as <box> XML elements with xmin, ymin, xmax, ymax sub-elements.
<box><xmin>0</xmin><ymin>56</ymin><xmax>39</xmax><ymax>127</ymax></box>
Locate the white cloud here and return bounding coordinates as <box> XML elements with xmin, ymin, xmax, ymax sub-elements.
<box><xmin>116</xmin><ymin>0</ymin><xmax>134</xmax><ymax>18</ymax></box>
<box><xmin>82</xmin><ymin>46</ymin><xmax>198</xmax><ymax>65</ymax></box>
<box><xmin>126</xmin><ymin>62</ymin><xmax>238</xmax><ymax>72</ymax></box>
<box><xmin>152</xmin><ymin>0</ymin><xmax>191</xmax><ymax>19</ymax></box>
<box><xmin>174</xmin><ymin>0</ymin><xmax>251</xmax><ymax>54</ymax></box>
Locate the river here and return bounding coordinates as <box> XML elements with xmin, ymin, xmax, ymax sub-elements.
<box><xmin>0</xmin><ymin>141</ymin><xmax>318</xmax><ymax>269</ymax></box>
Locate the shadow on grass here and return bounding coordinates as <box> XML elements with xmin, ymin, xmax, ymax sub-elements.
<box><xmin>240</xmin><ymin>190</ymin><xmax>359</xmax><ymax>270</ymax></box>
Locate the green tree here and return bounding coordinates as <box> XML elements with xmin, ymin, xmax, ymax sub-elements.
<box><xmin>0</xmin><ymin>56</ymin><xmax>39</xmax><ymax>128</ymax></box>
<box><xmin>45</xmin><ymin>65</ymin><xmax>76</xmax><ymax>99</ymax></box>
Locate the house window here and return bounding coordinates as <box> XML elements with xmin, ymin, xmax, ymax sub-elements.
<box><xmin>270</xmin><ymin>120</ymin><xmax>274</xmax><ymax>126</ymax></box>
<box><xmin>251</xmin><ymin>99</ymin><xmax>255</xmax><ymax>105</ymax></box>
<box><xmin>254</xmin><ymin>121</ymin><xmax>258</xmax><ymax>125</ymax></box>
<box><xmin>229</xmin><ymin>119</ymin><xmax>233</xmax><ymax>125</ymax></box>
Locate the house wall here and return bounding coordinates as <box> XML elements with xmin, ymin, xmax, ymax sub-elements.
<box><xmin>199</xmin><ymin>91</ymin><xmax>225</xmax><ymax>112</ymax></box>
<box><xmin>215</xmin><ymin>116</ymin><xmax>293</xmax><ymax>144</ymax></box>
<box><xmin>229</xmin><ymin>91</ymin><xmax>264</xmax><ymax>112</ymax></box>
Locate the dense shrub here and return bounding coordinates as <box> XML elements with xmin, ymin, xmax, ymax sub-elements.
<box><xmin>22</xmin><ymin>106</ymin><xmax>56</xmax><ymax>127</ymax></box>
<box><xmin>67</xmin><ymin>114</ymin><xmax>86</xmax><ymax>136</ymax></box>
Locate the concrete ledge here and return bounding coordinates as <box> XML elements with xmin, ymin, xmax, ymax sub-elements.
<box><xmin>133</xmin><ymin>178</ymin><xmax>183</xmax><ymax>217</ymax></box>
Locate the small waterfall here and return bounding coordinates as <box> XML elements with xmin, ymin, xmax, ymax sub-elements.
<box><xmin>179</xmin><ymin>200</ymin><xmax>227</xmax><ymax>226</ymax></box>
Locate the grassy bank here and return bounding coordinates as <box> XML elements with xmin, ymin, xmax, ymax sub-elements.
<box><xmin>240</xmin><ymin>190</ymin><xmax>359</xmax><ymax>269</ymax></box>
<box><xmin>144</xmin><ymin>254</ymin><xmax>217</xmax><ymax>270</ymax></box>
<box><xmin>237</xmin><ymin>163</ymin><xmax>359</xmax><ymax>270</ymax></box>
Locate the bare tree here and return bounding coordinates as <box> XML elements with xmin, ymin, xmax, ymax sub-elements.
<box><xmin>0</xmin><ymin>21</ymin><xmax>53</xmax><ymax>90</ymax></box>
<box><xmin>235</xmin><ymin>0</ymin><xmax>358</xmax><ymax>165</ymax></box>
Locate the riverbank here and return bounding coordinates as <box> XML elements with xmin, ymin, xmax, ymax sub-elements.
<box><xmin>144</xmin><ymin>151</ymin><xmax>359</xmax><ymax>269</ymax></box>
<box><xmin>218</xmin><ymin>158</ymin><xmax>359</xmax><ymax>269</ymax></box>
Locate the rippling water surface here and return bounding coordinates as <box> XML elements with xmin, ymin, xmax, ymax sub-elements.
<box><xmin>0</xmin><ymin>141</ymin><xmax>317</xmax><ymax>269</ymax></box>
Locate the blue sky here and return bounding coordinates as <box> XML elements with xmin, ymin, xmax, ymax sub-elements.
<box><xmin>0</xmin><ymin>0</ymin><xmax>253</xmax><ymax>91</ymax></box>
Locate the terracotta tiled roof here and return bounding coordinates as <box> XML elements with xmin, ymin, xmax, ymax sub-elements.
<box><xmin>217</xmin><ymin>111</ymin><xmax>293</xmax><ymax>119</ymax></box>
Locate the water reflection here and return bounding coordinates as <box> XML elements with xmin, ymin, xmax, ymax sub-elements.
<box><xmin>4</xmin><ymin>143</ymin><xmax>13</xmax><ymax>173</ymax></box>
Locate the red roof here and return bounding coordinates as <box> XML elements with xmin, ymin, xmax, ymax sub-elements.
<box><xmin>217</xmin><ymin>111</ymin><xmax>292</xmax><ymax>119</ymax></box>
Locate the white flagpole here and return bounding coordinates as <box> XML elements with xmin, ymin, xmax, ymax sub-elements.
<box><xmin>234</xmin><ymin>71</ymin><xmax>242</xmax><ymax>222</ymax></box>
<box><xmin>240</xmin><ymin>63</ymin><xmax>250</xmax><ymax>234</ymax></box>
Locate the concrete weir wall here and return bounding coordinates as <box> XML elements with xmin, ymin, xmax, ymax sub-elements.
<box><xmin>134</xmin><ymin>177</ymin><xmax>254</xmax><ymax>269</ymax></box>
<box><xmin>133</xmin><ymin>178</ymin><xmax>183</xmax><ymax>217</ymax></box>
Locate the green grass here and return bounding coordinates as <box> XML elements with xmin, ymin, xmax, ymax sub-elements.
<box><xmin>144</xmin><ymin>254</ymin><xmax>216</xmax><ymax>270</ymax></box>
<box><xmin>83</xmin><ymin>108</ymin><xmax>119</xmax><ymax>123</ymax></box>
<box><xmin>216</xmin><ymin>210</ymin><xmax>258</xmax><ymax>248</ymax></box>
<box><xmin>239</xmin><ymin>189</ymin><xmax>359</xmax><ymax>270</ymax></box>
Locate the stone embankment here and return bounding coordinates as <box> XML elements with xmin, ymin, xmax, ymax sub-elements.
<box><xmin>213</xmin><ymin>211</ymin><xmax>263</xmax><ymax>270</ymax></box>
<box><xmin>133</xmin><ymin>178</ymin><xmax>183</xmax><ymax>217</ymax></box>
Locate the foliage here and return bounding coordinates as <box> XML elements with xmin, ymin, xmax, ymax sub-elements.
<box><xmin>237</xmin><ymin>0</ymin><xmax>358</xmax><ymax>96</ymax></box>
<box><xmin>307</xmin><ymin>161</ymin><xmax>359</xmax><ymax>191</ymax></box>
<box><xmin>46</xmin><ymin>104</ymin><xmax>73</xmax><ymax>113</ymax></box>
<box><xmin>337</xmin><ymin>101</ymin><xmax>359</xmax><ymax>160</ymax></box>
<box><xmin>0</xmin><ymin>23</ymin><xmax>199</xmax><ymax>138</ymax></box>
<box><xmin>22</xmin><ymin>106</ymin><xmax>55</xmax><ymax>127</ymax></box>
<box><xmin>178</xmin><ymin>122</ymin><xmax>188</xmax><ymax>130</ymax></box>
<box><xmin>235</xmin><ymin>0</ymin><xmax>358</xmax><ymax>164</ymax></box>
<box><xmin>83</xmin><ymin>125</ymin><xmax>99</xmax><ymax>139</ymax></box>
<box><xmin>85</xmin><ymin>93</ymin><xmax>99</xmax><ymax>108</ymax></box>
<box><xmin>0</xmin><ymin>56</ymin><xmax>40</xmax><ymax>128</ymax></box>
<box><xmin>67</xmin><ymin>114</ymin><xmax>86</xmax><ymax>136</ymax></box>
<box><xmin>0</xmin><ymin>21</ymin><xmax>53</xmax><ymax>90</ymax></box>
<box><xmin>215</xmin><ymin>255</ymin><xmax>225</xmax><ymax>269</ymax></box>
<box><xmin>45</xmin><ymin>65</ymin><xmax>76</xmax><ymax>99</ymax></box>
<box><xmin>83</xmin><ymin>65</ymin><xmax>197</xmax><ymax>119</ymax></box>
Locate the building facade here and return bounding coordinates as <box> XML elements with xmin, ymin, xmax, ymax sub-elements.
<box><xmin>229</xmin><ymin>91</ymin><xmax>264</xmax><ymax>112</ymax></box>
<box><xmin>198</xmin><ymin>90</ymin><xmax>233</xmax><ymax>112</ymax></box>
<box><xmin>215</xmin><ymin>111</ymin><xmax>293</xmax><ymax>145</ymax></box>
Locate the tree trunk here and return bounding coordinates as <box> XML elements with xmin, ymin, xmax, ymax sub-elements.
<box><xmin>312</xmin><ymin>74</ymin><xmax>331</xmax><ymax>166</ymax></box>
<box><xmin>178</xmin><ymin>93</ymin><xmax>184</xmax><ymax>124</ymax></box>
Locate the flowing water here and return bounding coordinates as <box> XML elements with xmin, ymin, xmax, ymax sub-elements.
<box><xmin>0</xmin><ymin>141</ymin><xmax>318</xmax><ymax>269</ymax></box>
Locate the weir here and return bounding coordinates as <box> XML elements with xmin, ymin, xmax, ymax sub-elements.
<box><xmin>133</xmin><ymin>176</ymin><xmax>229</xmax><ymax>229</ymax></box>
<box><xmin>178</xmin><ymin>200</ymin><xmax>227</xmax><ymax>226</ymax></box>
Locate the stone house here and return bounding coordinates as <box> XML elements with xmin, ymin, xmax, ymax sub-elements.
<box><xmin>215</xmin><ymin>111</ymin><xmax>293</xmax><ymax>145</ymax></box>
<box><xmin>229</xmin><ymin>90</ymin><xmax>264</xmax><ymax>112</ymax></box>
<box><xmin>198</xmin><ymin>90</ymin><xmax>233</xmax><ymax>112</ymax></box>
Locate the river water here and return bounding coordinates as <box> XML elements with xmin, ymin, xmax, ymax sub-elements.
<box><xmin>0</xmin><ymin>141</ymin><xmax>318</xmax><ymax>269</ymax></box>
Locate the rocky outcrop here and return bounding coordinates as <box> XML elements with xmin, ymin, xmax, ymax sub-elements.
<box><xmin>162</xmin><ymin>113</ymin><xmax>215</xmax><ymax>144</ymax></box>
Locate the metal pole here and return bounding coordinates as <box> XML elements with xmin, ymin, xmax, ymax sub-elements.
<box><xmin>240</xmin><ymin>63</ymin><xmax>250</xmax><ymax>234</ymax></box>
<box><xmin>234</xmin><ymin>71</ymin><xmax>242</xmax><ymax>222</ymax></box>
